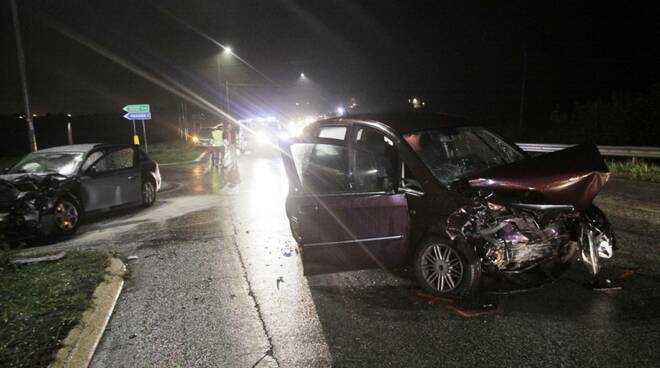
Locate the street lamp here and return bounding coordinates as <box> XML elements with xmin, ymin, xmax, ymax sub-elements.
<box><xmin>66</xmin><ymin>113</ymin><xmax>73</xmax><ymax>145</ymax></box>
<box><xmin>300</xmin><ymin>72</ymin><xmax>306</xmax><ymax>79</ymax></box>
<box><xmin>217</xmin><ymin>46</ymin><xmax>234</xmax><ymax>113</ymax></box>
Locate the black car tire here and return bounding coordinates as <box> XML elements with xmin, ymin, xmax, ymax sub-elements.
<box><xmin>142</xmin><ymin>180</ymin><xmax>157</xmax><ymax>207</ymax></box>
<box><xmin>48</xmin><ymin>196</ymin><xmax>82</xmax><ymax>237</ymax></box>
<box><xmin>288</xmin><ymin>216</ymin><xmax>303</xmax><ymax>245</ymax></box>
<box><xmin>414</xmin><ymin>236</ymin><xmax>481</xmax><ymax>298</ymax></box>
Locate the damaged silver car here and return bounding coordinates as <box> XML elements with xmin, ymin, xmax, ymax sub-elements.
<box><xmin>0</xmin><ymin>143</ymin><xmax>161</xmax><ymax>244</ymax></box>
<box><xmin>281</xmin><ymin>112</ymin><xmax>616</xmax><ymax>297</ymax></box>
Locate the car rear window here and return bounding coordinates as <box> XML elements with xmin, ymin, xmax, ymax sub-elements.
<box><xmin>317</xmin><ymin>126</ymin><xmax>347</xmax><ymax>140</ymax></box>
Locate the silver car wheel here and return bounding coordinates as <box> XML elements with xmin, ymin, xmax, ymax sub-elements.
<box><xmin>54</xmin><ymin>201</ymin><xmax>79</xmax><ymax>231</ymax></box>
<box><xmin>420</xmin><ymin>243</ymin><xmax>464</xmax><ymax>293</ymax></box>
<box><xmin>143</xmin><ymin>181</ymin><xmax>155</xmax><ymax>205</ymax></box>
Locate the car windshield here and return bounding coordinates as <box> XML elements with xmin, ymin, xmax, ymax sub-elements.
<box><xmin>403</xmin><ymin>127</ymin><xmax>525</xmax><ymax>186</ymax></box>
<box><xmin>9</xmin><ymin>152</ymin><xmax>84</xmax><ymax>176</ymax></box>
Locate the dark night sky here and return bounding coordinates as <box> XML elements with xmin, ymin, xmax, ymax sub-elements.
<box><xmin>1</xmin><ymin>1</ymin><xmax>659</xmax><ymax>121</ymax></box>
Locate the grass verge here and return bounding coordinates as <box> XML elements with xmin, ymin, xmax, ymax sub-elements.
<box><xmin>0</xmin><ymin>250</ymin><xmax>110</xmax><ymax>368</ymax></box>
<box><xmin>608</xmin><ymin>160</ymin><xmax>660</xmax><ymax>183</ymax></box>
<box><xmin>146</xmin><ymin>141</ymin><xmax>204</xmax><ymax>164</ymax></box>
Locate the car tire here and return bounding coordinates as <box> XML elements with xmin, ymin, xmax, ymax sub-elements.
<box><xmin>413</xmin><ymin>236</ymin><xmax>481</xmax><ymax>298</ymax></box>
<box><xmin>142</xmin><ymin>180</ymin><xmax>157</xmax><ymax>207</ymax></box>
<box><xmin>288</xmin><ymin>216</ymin><xmax>303</xmax><ymax>245</ymax></box>
<box><xmin>49</xmin><ymin>196</ymin><xmax>82</xmax><ymax>237</ymax></box>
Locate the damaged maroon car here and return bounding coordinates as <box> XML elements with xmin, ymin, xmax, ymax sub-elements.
<box><xmin>281</xmin><ymin>112</ymin><xmax>615</xmax><ymax>297</ymax></box>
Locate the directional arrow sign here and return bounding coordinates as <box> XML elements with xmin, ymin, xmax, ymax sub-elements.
<box><xmin>123</xmin><ymin>104</ymin><xmax>150</xmax><ymax>113</ymax></box>
<box><xmin>123</xmin><ymin>112</ymin><xmax>152</xmax><ymax>120</ymax></box>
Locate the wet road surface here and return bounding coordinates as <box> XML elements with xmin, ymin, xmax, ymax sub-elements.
<box><xmin>25</xmin><ymin>152</ymin><xmax>660</xmax><ymax>367</ymax></box>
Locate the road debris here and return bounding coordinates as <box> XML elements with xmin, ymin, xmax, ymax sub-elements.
<box><xmin>127</xmin><ymin>255</ymin><xmax>139</xmax><ymax>261</ymax></box>
<box><xmin>276</xmin><ymin>276</ymin><xmax>284</xmax><ymax>289</ymax></box>
<box><xmin>281</xmin><ymin>246</ymin><xmax>293</xmax><ymax>257</ymax></box>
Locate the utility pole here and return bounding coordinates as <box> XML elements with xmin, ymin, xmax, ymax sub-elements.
<box><xmin>10</xmin><ymin>0</ymin><xmax>37</xmax><ymax>152</ymax></box>
<box><xmin>518</xmin><ymin>46</ymin><xmax>527</xmax><ymax>133</ymax></box>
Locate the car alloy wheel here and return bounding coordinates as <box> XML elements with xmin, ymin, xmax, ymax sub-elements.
<box><xmin>142</xmin><ymin>181</ymin><xmax>156</xmax><ymax>206</ymax></box>
<box><xmin>414</xmin><ymin>237</ymin><xmax>481</xmax><ymax>297</ymax></box>
<box><xmin>54</xmin><ymin>200</ymin><xmax>79</xmax><ymax>231</ymax></box>
<box><xmin>420</xmin><ymin>243</ymin><xmax>464</xmax><ymax>293</ymax></box>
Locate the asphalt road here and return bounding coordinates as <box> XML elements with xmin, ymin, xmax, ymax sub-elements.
<box><xmin>27</xmin><ymin>151</ymin><xmax>660</xmax><ymax>367</ymax></box>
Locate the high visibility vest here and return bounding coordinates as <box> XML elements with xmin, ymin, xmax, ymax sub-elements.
<box><xmin>211</xmin><ymin>129</ymin><xmax>224</xmax><ymax>147</ymax></box>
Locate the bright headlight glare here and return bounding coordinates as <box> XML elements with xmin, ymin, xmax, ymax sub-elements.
<box><xmin>255</xmin><ymin>131</ymin><xmax>269</xmax><ymax>144</ymax></box>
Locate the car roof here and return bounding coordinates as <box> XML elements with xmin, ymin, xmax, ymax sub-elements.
<box><xmin>320</xmin><ymin>112</ymin><xmax>472</xmax><ymax>134</ymax></box>
<box><xmin>36</xmin><ymin>143</ymin><xmax>132</xmax><ymax>154</ymax></box>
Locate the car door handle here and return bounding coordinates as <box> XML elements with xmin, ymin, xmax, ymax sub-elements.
<box><xmin>127</xmin><ymin>175</ymin><xmax>137</xmax><ymax>180</ymax></box>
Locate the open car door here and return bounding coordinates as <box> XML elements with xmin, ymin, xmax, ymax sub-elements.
<box><xmin>281</xmin><ymin>137</ymin><xmax>410</xmax><ymax>275</ymax></box>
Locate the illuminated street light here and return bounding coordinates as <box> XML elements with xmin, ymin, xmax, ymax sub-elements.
<box><xmin>300</xmin><ymin>72</ymin><xmax>306</xmax><ymax>78</ymax></box>
<box><xmin>336</xmin><ymin>106</ymin><xmax>345</xmax><ymax>116</ymax></box>
<box><xmin>224</xmin><ymin>46</ymin><xmax>232</xmax><ymax>55</ymax></box>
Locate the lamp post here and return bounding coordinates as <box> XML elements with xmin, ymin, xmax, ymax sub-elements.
<box><xmin>216</xmin><ymin>46</ymin><xmax>233</xmax><ymax>113</ymax></box>
<box><xmin>66</xmin><ymin>113</ymin><xmax>73</xmax><ymax>144</ymax></box>
<box><xmin>10</xmin><ymin>0</ymin><xmax>37</xmax><ymax>152</ymax></box>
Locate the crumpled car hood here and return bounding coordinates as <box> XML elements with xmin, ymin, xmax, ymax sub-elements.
<box><xmin>0</xmin><ymin>173</ymin><xmax>69</xmax><ymax>206</ymax></box>
<box><xmin>0</xmin><ymin>173</ymin><xmax>53</xmax><ymax>183</ymax></box>
<box><xmin>466</xmin><ymin>144</ymin><xmax>609</xmax><ymax>211</ymax></box>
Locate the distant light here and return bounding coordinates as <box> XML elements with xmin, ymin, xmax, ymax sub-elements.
<box><xmin>303</xmin><ymin>115</ymin><xmax>315</xmax><ymax>124</ymax></box>
<box><xmin>66</xmin><ymin>113</ymin><xmax>72</xmax><ymax>117</ymax></box>
<box><xmin>255</xmin><ymin>130</ymin><xmax>269</xmax><ymax>144</ymax></box>
<box><xmin>192</xmin><ymin>136</ymin><xmax>200</xmax><ymax>143</ymax></box>
<box><xmin>336</xmin><ymin>107</ymin><xmax>345</xmax><ymax>116</ymax></box>
<box><xmin>300</xmin><ymin>73</ymin><xmax>306</xmax><ymax>78</ymax></box>
<box><xmin>224</xmin><ymin>46</ymin><xmax>232</xmax><ymax>55</ymax></box>
<box><xmin>410</xmin><ymin>97</ymin><xmax>424</xmax><ymax>109</ymax></box>
<box><xmin>32</xmin><ymin>114</ymin><xmax>37</xmax><ymax>117</ymax></box>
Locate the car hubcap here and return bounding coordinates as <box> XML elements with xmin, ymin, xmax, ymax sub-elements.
<box><xmin>143</xmin><ymin>182</ymin><xmax>155</xmax><ymax>204</ymax></box>
<box><xmin>421</xmin><ymin>243</ymin><xmax>464</xmax><ymax>292</ymax></box>
<box><xmin>54</xmin><ymin>201</ymin><xmax>78</xmax><ymax>231</ymax></box>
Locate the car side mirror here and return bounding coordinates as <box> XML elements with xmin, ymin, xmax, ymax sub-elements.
<box><xmin>399</xmin><ymin>178</ymin><xmax>424</xmax><ymax>196</ymax></box>
<box><xmin>86</xmin><ymin>165</ymin><xmax>98</xmax><ymax>176</ymax></box>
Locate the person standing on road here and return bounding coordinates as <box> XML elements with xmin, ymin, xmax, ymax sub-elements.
<box><xmin>211</xmin><ymin>124</ymin><xmax>226</xmax><ymax>169</ymax></box>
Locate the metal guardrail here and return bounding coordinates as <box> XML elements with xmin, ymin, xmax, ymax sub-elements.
<box><xmin>517</xmin><ymin>143</ymin><xmax>660</xmax><ymax>159</ymax></box>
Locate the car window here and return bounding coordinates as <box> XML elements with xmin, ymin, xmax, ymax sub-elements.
<box><xmin>317</xmin><ymin>126</ymin><xmax>347</xmax><ymax>140</ymax></box>
<box><xmin>93</xmin><ymin>148</ymin><xmax>135</xmax><ymax>173</ymax></box>
<box><xmin>10</xmin><ymin>152</ymin><xmax>84</xmax><ymax>176</ymax></box>
<box><xmin>82</xmin><ymin>151</ymin><xmax>104</xmax><ymax>172</ymax></box>
<box><xmin>290</xmin><ymin>143</ymin><xmax>348</xmax><ymax>193</ymax></box>
<box><xmin>353</xmin><ymin>127</ymin><xmax>398</xmax><ymax>192</ymax></box>
<box><xmin>404</xmin><ymin>127</ymin><xmax>525</xmax><ymax>186</ymax></box>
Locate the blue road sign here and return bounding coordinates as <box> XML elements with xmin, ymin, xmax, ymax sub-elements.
<box><xmin>123</xmin><ymin>112</ymin><xmax>152</xmax><ymax>120</ymax></box>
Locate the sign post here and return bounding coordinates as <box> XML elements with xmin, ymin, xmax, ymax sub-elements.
<box><xmin>123</xmin><ymin>104</ymin><xmax>151</xmax><ymax>148</ymax></box>
<box><xmin>141</xmin><ymin>120</ymin><xmax>148</xmax><ymax>152</ymax></box>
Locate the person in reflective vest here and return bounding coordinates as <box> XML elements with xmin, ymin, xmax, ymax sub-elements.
<box><xmin>211</xmin><ymin>125</ymin><xmax>226</xmax><ymax>169</ymax></box>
